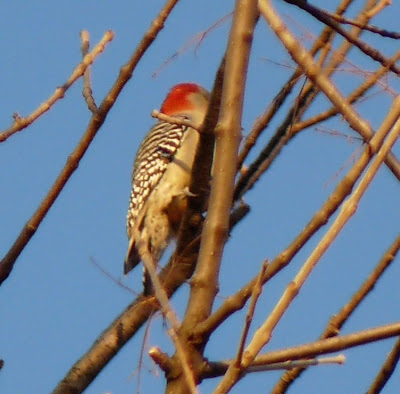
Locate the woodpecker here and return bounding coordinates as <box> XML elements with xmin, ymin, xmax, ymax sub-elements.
<box><xmin>125</xmin><ymin>83</ymin><xmax>210</xmax><ymax>294</ymax></box>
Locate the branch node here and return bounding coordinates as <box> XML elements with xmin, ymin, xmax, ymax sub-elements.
<box><xmin>149</xmin><ymin>347</ymin><xmax>174</xmax><ymax>374</ymax></box>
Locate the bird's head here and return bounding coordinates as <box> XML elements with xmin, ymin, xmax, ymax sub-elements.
<box><xmin>160</xmin><ymin>83</ymin><xmax>210</xmax><ymax>125</ymax></box>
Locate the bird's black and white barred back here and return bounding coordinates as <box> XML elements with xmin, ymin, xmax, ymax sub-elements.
<box><xmin>126</xmin><ymin>120</ymin><xmax>188</xmax><ymax>235</ymax></box>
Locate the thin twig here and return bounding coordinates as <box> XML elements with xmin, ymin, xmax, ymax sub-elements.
<box><xmin>235</xmin><ymin>260</ymin><xmax>268</xmax><ymax>367</ymax></box>
<box><xmin>316</xmin><ymin>4</ymin><xmax>398</xmax><ymax>38</ymax></box>
<box><xmin>367</xmin><ymin>335</ymin><xmax>400</xmax><ymax>393</ymax></box>
<box><xmin>138</xmin><ymin>242</ymin><xmax>198</xmax><ymax>394</ymax></box>
<box><xmin>152</xmin><ymin>12</ymin><xmax>232</xmax><ymax>78</ymax></box>
<box><xmin>80</xmin><ymin>30</ymin><xmax>98</xmax><ymax>112</ymax></box>
<box><xmin>89</xmin><ymin>257</ymin><xmax>138</xmax><ymax>295</ymax></box>
<box><xmin>205</xmin><ymin>322</ymin><xmax>400</xmax><ymax>379</ymax></box>
<box><xmin>284</xmin><ymin>0</ymin><xmax>400</xmax><ymax>76</ymax></box>
<box><xmin>0</xmin><ymin>31</ymin><xmax>112</xmax><ymax>143</ymax></box>
<box><xmin>246</xmin><ymin>355</ymin><xmax>345</xmax><ymax>372</ymax></box>
<box><xmin>135</xmin><ymin>315</ymin><xmax>155</xmax><ymax>393</ymax></box>
<box><xmin>365</xmin><ymin>0</ymin><xmax>392</xmax><ymax>18</ymax></box>
<box><xmin>151</xmin><ymin>109</ymin><xmax>200</xmax><ymax>130</ymax></box>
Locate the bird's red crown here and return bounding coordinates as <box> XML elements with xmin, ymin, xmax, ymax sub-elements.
<box><xmin>160</xmin><ymin>83</ymin><xmax>202</xmax><ymax>115</ymax></box>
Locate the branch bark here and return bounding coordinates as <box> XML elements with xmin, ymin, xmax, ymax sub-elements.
<box><xmin>166</xmin><ymin>1</ymin><xmax>259</xmax><ymax>392</ymax></box>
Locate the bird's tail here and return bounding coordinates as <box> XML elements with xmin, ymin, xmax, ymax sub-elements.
<box><xmin>124</xmin><ymin>239</ymin><xmax>154</xmax><ymax>296</ymax></box>
<box><xmin>124</xmin><ymin>238</ymin><xmax>141</xmax><ymax>275</ymax></box>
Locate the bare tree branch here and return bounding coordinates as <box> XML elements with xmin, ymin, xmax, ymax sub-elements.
<box><xmin>262</xmin><ymin>0</ymin><xmax>400</xmax><ymax>182</ymax></box>
<box><xmin>0</xmin><ymin>30</ymin><xmax>113</xmax><ymax>143</ymax></box>
<box><xmin>214</xmin><ymin>89</ymin><xmax>400</xmax><ymax>393</ymax></box>
<box><xmin>0</xmin><ymin>0</ymin><xmax>181</xmax><ymax>287</ymax></box>
<box><xmin>205</xmin><ymin>322</ymin><xmax>400</xmax><ymax>378</ymax></box>
<box><xmin>367</xmin><ymin>335</ymin><xmax>400</xmax><ymax>393</ymax></box>
<box><xmin>137</xmin><ymin>243</ymin><xmax>198</xmax><ymax>393</ymax></box>
<box><xmin>274</xmin><ymin>232</ymin><xmax>400</xmax><ymax>392</ymax></box>
<box><xmin>292</xmin><ymin>50</ymin><xmax>400</xmax><ymax>134</ymax></box>
<box><xmin>235</xmin><ymin>260</ymin><xmax>267</xmax><ymax>367</ymax></box>
<box><xmin>243</xmin><ymin>355</ymin><xmax>346</xmax><ymax>372</ymax></box>
<box><xmin>181</xmin><ymin>0</ymin><xmax>257</xmax><ymax>334</ymax></box>
<box><xmin>237</xmin><ymin>0</ymin><xmax>351</xmax><ymax>170</ymax></box>
<box><xmin>80</xmin><ymin>30</ymin><xmax>98</xmax><ymax>113</ymax></box>
<box><xmin>366</xmin><ymin>0</ymin><xmax>392</xmax><ymax>18</ymax></box>
<box><xmin>284</xmin><ymin>0</ymin><xmax>400</xmax><ymax>75</ymax></box>
<box><xmin>235</xmin><ymin>0</ymin><xmax>387</xmax><ymax>201</ymax></box>
<box><xmin>305</xmin><ymin>2</ymin><xmax>399</xmax><ymax>38</ymax></box>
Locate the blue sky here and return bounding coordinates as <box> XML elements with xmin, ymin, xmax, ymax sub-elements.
<box><xmin>1</xmin><ymin>1</ymin><xmax>400</xmax><ymax>393</ymax></box>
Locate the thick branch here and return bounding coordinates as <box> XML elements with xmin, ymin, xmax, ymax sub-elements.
<box><xmin>181</xmin><ymin>0</ymin><xmax>257</xmax><ymax>335</ymax></box>
<box><xmin>164</xmin><ymin>3</ymin><xmax>259</xmax><ymax>393</ymax></box>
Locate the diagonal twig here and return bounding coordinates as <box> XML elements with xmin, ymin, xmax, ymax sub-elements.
<box><xmin>205</xmin><ymin>322</ymin><xmax>400</xmax><ymax>379</ymax></box>
<box><xmin>284</xmin><ymin>0</ymin><xmax>400</xmax><ymax>76</ymax></box>
<box><xmin>313</xmin><ymin>3</ymin><xmax>399</xmax><ymax>38</ymax></box>
<box><xmin>273</xmin><ymin>232</ymin><xmax>400</xmax><ymax>392</ymax></box>
<box><xmin>292</xmin><ymin>49</ymin><xmax>400</xmax><ymax>134</ymax></box>
<box><xmin>235</xmin><ymin>260</ymin><xmax>267</xmax><ymax>367</ymax></box>
<box><xmin>80</xmin><ymin>30</ymin><xmax>98</xmax><ymax>113</ymax></box>
<box><xmin>367</xmin><ymin>335</ymin><xmax>400</xmax><ymax>394</ymax></box>
<box><xmin>137</xmin><ymin>241</ymin><xmax>198</xmax><ymax>394</ymax></box>
<box><xmin>235</xmin><ymin>0</ymin><xmax>385</xmax><ymax>201</ymax></box>
<box><xmin>262</xmin><ymin>0</ymin><xmax>400</xmax><ymax>182</ymax></box>
<box><xmin>0</xmin><ymin>31</ymin><xmax>112</xmax><ymax>143</ymax></box>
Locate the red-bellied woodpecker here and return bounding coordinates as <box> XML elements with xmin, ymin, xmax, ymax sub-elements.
<box><xmin>125</xmin><ymin>83</ymin><xmax>210</xmax><ymax>294</ymax></box>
